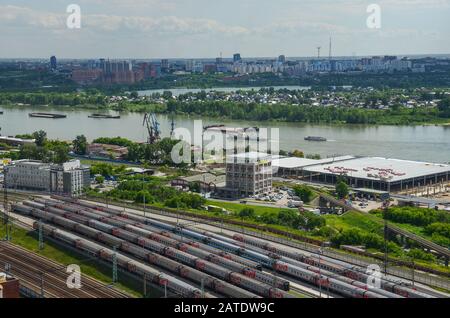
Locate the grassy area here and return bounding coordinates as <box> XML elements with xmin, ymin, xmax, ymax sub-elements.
<box><xmin>0</xmin><ymin>224</ymin><xmax>142</xmax><ymax>297</ymax></box>
<box><xmin>205</xmin><ymin>200</ymin><xmax>294</xmax><ymax>216</ymax></box>
<box><xmin>325</xmin><ymin>211</ymin><xmax>384</xmax><ymax>234</ymax></box>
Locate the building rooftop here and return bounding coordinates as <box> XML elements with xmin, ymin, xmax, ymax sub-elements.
<box><xmin>177</xmin><ymin>173</ymin><xmax>226</xmax><ymax>185</ymax></box>
<box><xmin>303</xmin><ymin>157</ymin><xmax>450</xmax><ymax>183</ymax></box>
<box><xmin>227</xmin><ymin>152</ymin><xmax>272</xmax><ymax>163</ymax></box>
<box><xmin>273</xmin><ymin>155</ymin><xmax>355</xmax><ymax>169</ymax></box>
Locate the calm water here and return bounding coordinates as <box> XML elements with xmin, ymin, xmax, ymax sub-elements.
<box><xmin>1</xmin><ymin>106</ymin><xmax>449</xmax><ymax>163</ymax></box>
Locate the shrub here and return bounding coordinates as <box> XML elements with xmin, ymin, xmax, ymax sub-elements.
<box><xmin>293</xmin><ymin>185</ymin><xmax>314</xmax><ymax>203</ymax></box>
<box><xmin>239</xmin><ymin>208</ymin><xmax>255</xmax><ymax>219</ymax></box>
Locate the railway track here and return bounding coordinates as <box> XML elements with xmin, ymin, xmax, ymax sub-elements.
<box><xmin>0</xmin><ymin>241</ymin><xmax>131</xmax><ymax>298</ymax></box>
<box><xmin>83</xmin><ymin>196</ymin><xmax>450</xmax><ymax>288</ymax></box>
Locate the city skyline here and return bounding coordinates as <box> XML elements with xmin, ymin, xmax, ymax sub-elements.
<box><xmin>0</xmin><ymin>0</ymin><xmax>449</xmax><ymax>59</ymax></box>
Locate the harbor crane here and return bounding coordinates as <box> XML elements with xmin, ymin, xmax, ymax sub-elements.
<box><xmin>143</xmin><ymin>113</ymin><xmax>161</xmax><ymax>144</ymax></box>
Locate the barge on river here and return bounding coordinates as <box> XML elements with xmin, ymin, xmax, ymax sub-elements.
<box><xmin>304</xmin><ymin>136</ymin><xmax>327</xmax><ymax>142</ymax></box>
<box><xmin>88</xmin><ymin>114</ymin><xmax>121</xmax><ymax>119</ymax></box>
<box><xmin>29</xmin><ymin>113</ymin><xmax>67</xmax><ymax>119</ymax></box>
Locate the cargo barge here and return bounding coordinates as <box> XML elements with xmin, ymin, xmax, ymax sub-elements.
<box><xmin>28</xmin><ymin>113</ymin><xmax>67</xmax><ymax>119</ymax></box>
<box><xmin>88</xmin><ymin>114</ymin><xmax>121</xmax><ymax>119</ymax></box>
<box><xmin>304</xmin><ymin>136</ymin><xmax>327</xmax><ymax>142</ymax></box>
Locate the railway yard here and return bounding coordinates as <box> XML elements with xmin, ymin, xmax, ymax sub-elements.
<box><xmin>1</xmin><ymin>191</ymin><xmax>449</xmax><ymax>299</ymax></box>
<box><xmin>0</xmin><ymin>241</ymin><xmax>131</xmax><ymax>298</ymax></box>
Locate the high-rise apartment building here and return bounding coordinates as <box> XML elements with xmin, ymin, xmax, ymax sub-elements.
<box><xmin>50</xmin><ymin>56</ymin><xmax>57</xmax><ymax>70</ymax></box>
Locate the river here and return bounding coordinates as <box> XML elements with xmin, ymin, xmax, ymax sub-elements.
<box><xmin>1</xmin><ymin>105</ymin><xmax>449</xmax><ymax>163</ymax></box>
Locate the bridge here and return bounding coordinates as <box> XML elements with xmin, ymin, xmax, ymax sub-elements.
<box><xmin>386</xmin><ymin>223</ymin><xmax>450</xmax><ymax>266</ymax></box>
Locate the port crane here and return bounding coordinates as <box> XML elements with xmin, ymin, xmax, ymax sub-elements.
<box><xmin>143</xmin><ymin>113</ymin><xmax>161</xmax><ymax>144</ymax></box>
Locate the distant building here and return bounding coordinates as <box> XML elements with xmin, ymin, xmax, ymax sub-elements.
<box><xmin>233</xmin><ymin>53</ymin><xmax>242</xmax><ymax>63</ymax></box>
<box><xmin>50</xmin><ymin>56</ymin><xmax>57</xmax><ymax>70</ymax></box>
<box><xmin>4</xmin><ymin>159</ymin><xmax>90</xmax><ymax>196</ymax></box>
<box><xmin>203</xmin><ymin>64</ymin><xmax>217</xmax><ymax>73</ymax></box>
<box><xmin>71</xmin><ymin>69</ymin><xmax>103</xmax><ymax>84</ymax></box>
<box><xmin>278</xmin><ymin>55</ymin><xmax>286</xmax><ymax>63</ymax></box>
<box><xmin>161</xmin><ymin>59</ymin><xmax>169</xmax><ymax>73</ymax></box>
<box><xmin>185</xmin><ymin>60</ymin><xmax>194</xmax><ymax>72</ymax></box>
<box><xmin>0</xmin><ymin>136</ymin><xmax>35</xmax><ymax>147</ymax></box>
<box><xmin>171</xmin><ymin>173</ymin><xmax>226</xmax><ymax>193</ymax></box>
<box><xmin>87</xmin><ymin>143</ymin><xmax>129</xmax><ymax>160</ymax></box>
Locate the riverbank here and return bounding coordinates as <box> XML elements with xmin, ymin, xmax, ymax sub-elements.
<box><xmin>2</xmin><ymin>102</ymin><xmax>449</xmax><ymax>126</ymax></box>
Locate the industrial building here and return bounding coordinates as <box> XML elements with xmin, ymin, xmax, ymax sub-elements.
<box><xmin>301</xmin><ymin>157</ymin><xmax>450</xmax><ymax>192</ymax></box>
<box><xmin>171</xmin><ymin>173</ymin><xmax>226</xmax><ymax>193</ymax></box>
<box><xmin>216</xmin><ymin>152</ymin><xmax>273</xmax><ymax>198</ymax></box>
<box><xmin>0</xmin><ymin>136</ymin><xmax>35</xmax><ymax>147</ymax></box>
<box><xmin>4</xmin><ymin>159</ymin><xmax>90</xmax><ymax>195</ymax></box>
<box><xmin>273</xmin><ymin>155</ymin><xmax>355</xmax><ymax>177</ymax></box>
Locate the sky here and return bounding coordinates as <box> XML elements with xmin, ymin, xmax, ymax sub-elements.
<box><xmin>0</xmin><ymin>0</ymin><xmax>449</xmax><ymax>59</ymax></box>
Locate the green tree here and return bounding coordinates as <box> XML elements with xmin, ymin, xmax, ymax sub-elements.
<box><xmin>33</xmin><ymin>130</ymin><xmax>47</xmax><ymax>147</ymax></box>
<box><xmin>293</xmin><ymin>185</ymin><xmax>314</xmax><ymax>203</ymax></box>
<box><xmin>189</xmin><ymin>182</ymin><xmax>201</xmax><ymax>193</ymax></box>
<box><xmin>52</xmin><ymin>144</ymin><xmax>69</xmax><ymax>164</ymax></box>
<box><xmin>95</xmin><ymin>176</ymin><xmax>105</xmax><ymax>184</ymax></box>
<box><xmin>73</xmin><ymin>135</ymin><xmax>88</xmax><ymax>155</ymax></box>
<box><xmin>127</xmin><ymin>143</ymin><xmax>143</xmax><ymax>162</ymax></box>
<box><xmin>278</xmin><ymin>209</ymin><xmax>298</xmax><ymax>228</ymax></box>
<box><xmin>336</xmin><ymin>180</ymin><xmax>349</xmax><ymax>199</ymax></box>
<box><xmin>239</xmin><ymin>208</ymin><xmax>255</xmax><ymax>219</ymax></box>
<box><xmin>291</xmin><ymin>149</ymin><xmax>304</xmax><ymax>158</ymax></box>
<box><xmin>438</xmin><ymin>97</ymin><xmax>450</xmax><ymax>117</ymax></box>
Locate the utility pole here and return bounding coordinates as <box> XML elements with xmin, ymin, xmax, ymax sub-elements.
<box><xmin>142</xmin><ymin>174</ymin><xmax>146</xmax><ymax>218</ymax></box>
<box><xmin>3</xmin><ymin>167</ymin><xmax>11</xmax><ymax>241</ymax></box>
<box><xmin>383</xmin><ymin>200</ymin><xmax>390</xmax><ymax>275</ymax></box>
<box><xmin>170</xmin><ymin>113</ymin><xmax>176</xmax><ymax>138</ymax></box>
<box><xmin>40</xmin><ymin>272</ymin><xmax>45</xmax><ymax>298</ymax></box>
<box><xmin>164</xmin><ymin>281</ymin><xmax>168</xmax><ymax>298</ymax></box>
<box><xmin>143</xmin><ymin>273</ymin><xmax>147</xmax><ymax>297</ymax></box>
<box><xmin>318</xmin><ymin>245</ymin><xmax>322</xmax><ymax>298</ymax></box>
<box><xmin>112</xmin><ymin>246</ymin><xmax>118</xmax><ymax>284</ymax></box>
<box><xmin>201</xmin><ymin>278</ymin><xmax>205</xmax><ymax>298</ymax></box>
<box><xmin>38</xmin><ymin>220</ymin><xmax>44</xmax><ymax>250</ymax></box>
